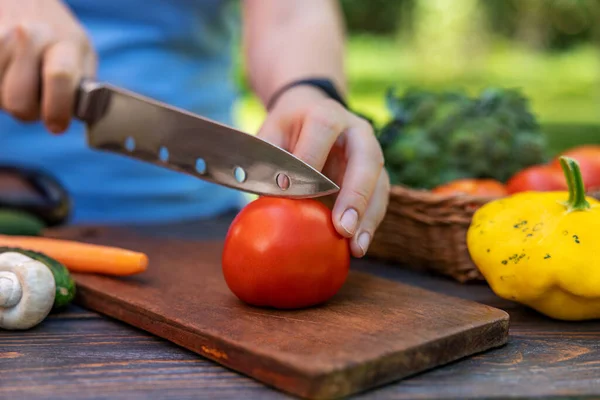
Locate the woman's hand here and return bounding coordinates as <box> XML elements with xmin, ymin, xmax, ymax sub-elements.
<box><xmin>0</xmin><ymin>0</ymin><xmax>96</xmax><ymax>134</ymax></box>
<box><xmin>257</xmin><ymin>85</ymin><xmax>390</xmax><ymax>258</ymax></box>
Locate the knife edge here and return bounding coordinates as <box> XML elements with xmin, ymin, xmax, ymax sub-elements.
<box><xmin>73</xmin><ymin>80</ymin><xmax>340</xmax><ymax>199</ymax></box>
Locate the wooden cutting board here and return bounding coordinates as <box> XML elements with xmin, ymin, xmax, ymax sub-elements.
<box><xmin>48</xmin><ymin>227</ymin><xmax>509</xmax><ymax>400</ymax></box>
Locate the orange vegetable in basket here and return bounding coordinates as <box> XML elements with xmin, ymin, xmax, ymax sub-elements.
<box><xmin>506</xmin><ymin>164</ymin><xmax>567</xmax><ymax>194</ymax></box>
<box><xmin>507</xmin><ymin>145</ymin><xmax>600</xmax><ymax>194</ymax></box>
<box><xmin>550</xmin><ymin>145</ymin><xmax>600</xmax><ymax>190</ymax></box>
<box><xmin>432</xmin><ymin>179</ymin><xmax>507</xmax><ymax>197</ymax></box>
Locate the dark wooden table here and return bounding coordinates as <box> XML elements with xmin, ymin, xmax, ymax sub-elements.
<box><xmin>2</xmin><ymin>214</ymin><xmax>599</xmax><ymax>399</ymax></box>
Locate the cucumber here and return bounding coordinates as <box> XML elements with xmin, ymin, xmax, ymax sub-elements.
<box><xmin>0</xmin><ymin>246</ymin><xmax>76</xmax><ymax>309</ymax></box>
<box><xmin>0</xmin><ymin>209</ymin><xmax>46</xmax><ymax>236</ymax></box>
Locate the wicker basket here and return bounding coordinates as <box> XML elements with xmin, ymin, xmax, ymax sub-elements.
<box><xmin>367</xmin><ymin>184</ymin><xmax>501</xmax><ymax>283</ymax></box>
<box><xmin>366</xmin><ymin>180</ymin><xmax>600</xmax><ymax>284</ymax></box>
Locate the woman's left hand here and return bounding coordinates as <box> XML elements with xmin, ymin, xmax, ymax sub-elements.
<box><xmin>257</xmin><ymin>85</ymin><xmax>390</xmax><ymax>258</ymax></box>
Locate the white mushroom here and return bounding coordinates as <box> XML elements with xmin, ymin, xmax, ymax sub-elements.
<box><xmin>0</xmin><ymin>251</ymin><xmax>56</xmax><ymax>330</ymax></box>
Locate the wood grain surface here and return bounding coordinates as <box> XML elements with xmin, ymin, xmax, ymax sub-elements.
<box><xmin>1</xmin><ymin>217</ymin><xmax>599</xmax><ymax>400</ymax></box>
<box><xmin>34</xmin><ymin>226</ymin><xmax>508</xmax><ymax>399</ymax></box>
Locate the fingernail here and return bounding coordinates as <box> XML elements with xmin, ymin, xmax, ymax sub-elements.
<box><xmin>48</xmin><ymin>124</ymin><xmax>62</xmax><ymax>134</ymax></box>
<box><xmin>340</xmin><ymin>208</ymin><xmax>358</xmax><ymax>235</ymax></box>
<box><xmin>357</xmin><ymin>232</ymin><xmax>371</xmax><ymax>256</ymax></box>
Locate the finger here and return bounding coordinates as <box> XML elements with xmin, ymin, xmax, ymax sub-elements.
<box><xmin>291</xmin><ymin>99</ymin><xmax>348</xmax><ymax>171</ymax></box>
<box><xmin>0</xmin><ymin>28</ymin><xmax>17</xmax><ymax>108</ymax></box>
<box><xmin>41</xmin><ymin>40</ymin><xmax>86</xmax><ymax>133</ymax></box>
<box><xmin>256</xmin><ymin>116</ymin><xmax>288</xmax><ymax>149</ymax></box>
<box><xmin>350</xmin><ymin>169</ymin><xmax>390</xmax><ymax>258</ymax></box>
<box><xmin>83</xmin><ymin>47</ymin><xmax>98</xmax><ymax>78</ymax></box>
<box><xmin>331</xmin><ymin>116</ymin><xmax>384</xmax><ymax>238</ymax></box>
<box><xmin>2</xmin><ymin>24</ymin><xmax>52</xmax><ymax>122</ymax></box>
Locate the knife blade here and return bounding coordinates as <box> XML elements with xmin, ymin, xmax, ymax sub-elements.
<box><xmin>72</xmin><ymin>79</ymin><xmax>339</xmax><ymax>199</ymax></box>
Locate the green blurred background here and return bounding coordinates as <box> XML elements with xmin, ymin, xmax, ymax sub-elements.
<box><xmin>233</xmin><ymin>0</ymin><xmax>600</xmax><ymax>154</ymax></box>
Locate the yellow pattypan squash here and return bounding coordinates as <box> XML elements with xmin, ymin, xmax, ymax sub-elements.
<box><xmin>467</xmin><ymin>156</ymin><xmax>600</xmax><ymax>321</ymax></box>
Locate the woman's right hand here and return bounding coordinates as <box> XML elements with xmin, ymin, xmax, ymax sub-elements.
<box><xmin>0</xmin><ymin>0</ymin><xmax>96</xmax><ymax>134</ymax></box>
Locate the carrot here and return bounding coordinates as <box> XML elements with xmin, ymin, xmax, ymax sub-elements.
<box><xmin>0</xmin><ymin>234</ymin><xmax>148</xmax><ymax>276</ymax></box>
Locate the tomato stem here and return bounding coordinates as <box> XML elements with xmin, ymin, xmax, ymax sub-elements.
<box><xmin>559</xmin><ymin>156</ymin><xmax>590</xmax><ymax>212</ymax></box>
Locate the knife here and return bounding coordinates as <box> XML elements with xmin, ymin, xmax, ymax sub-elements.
<box><xmin>72</xmin><ymin>79</ymin><xmax>339</xmax><ymax>199</ymax></box>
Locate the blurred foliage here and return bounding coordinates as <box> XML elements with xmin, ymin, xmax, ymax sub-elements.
<box><xmin>340</xmin><ymin>0</ymin><xmax>600</xmax><ymax>51</ymax></box>
<box><xmin>484</xmin><ymin>0</ymin><xmax>600</xmax><ymax>51</ymax></box>
<box><xmin>340</xmin><ymin>0</ymin><xmax>413</xmax><ymax>35</ymax></box>
<box><xmin>234</xmin><ymin>0</ymin><xmax>600</xmax><ymax>156</ymax></box>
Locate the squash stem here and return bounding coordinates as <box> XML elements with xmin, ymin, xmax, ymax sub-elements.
<box><xmin>559</xmin><ymin>156</ymin><xmax>575</xmax><ymax>204</ymax></box>
<box><xmin>559</xmin><ymin>156</ymin><xmax>590</xmax><ymax>211</ymax></box>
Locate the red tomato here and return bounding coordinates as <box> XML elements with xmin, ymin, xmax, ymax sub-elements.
<box><xmin>432</xmin><ymin>179</ymin><xmax>507</xmax><ymax>197</ymax></box>
<box><xmin>222</xmin><ymin>197</ymin><xmax>350</xmax><ymax>309</ymax></box>
<box><xmin>506</xmin><ymin>164</ymin><xmax>567</xmax><ymax>194</ymax></box>
<box><xmin>550</xmin><ymin>145</ymin><xmax>600</xmax><ymax>189</ymax></box>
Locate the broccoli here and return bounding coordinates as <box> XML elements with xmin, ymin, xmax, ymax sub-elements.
<box><xmin>377</xmin><ymin>87</ymin><xmax>550</xmax><ymax>189</ymax></box>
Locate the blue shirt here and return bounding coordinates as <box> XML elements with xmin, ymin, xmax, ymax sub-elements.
<box><xmin>0</xmin><ymin>0</ymin><xmax>247</xmax><ymax>225</ymax></box>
